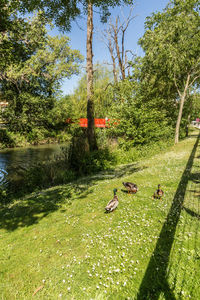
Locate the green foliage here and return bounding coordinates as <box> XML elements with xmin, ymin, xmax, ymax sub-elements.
<box><xmin>0</xmin><ymin>9</ymin><xmax>83</xmax><ymax>145</ymax></box>
<box><xmin>0</xmin><ymin>129</ymin><xmax>27</xmax><ymax>148</ymax></box>
<box><xmin>138</xmin><ymin>0</ymin><xmax>200</xmax><ymax>142</ymax></box>
<box><xmin>17</xmin><ymin>0</ymin><xmax>135</xmax><ymax>31</ymax></box>
<box><xmin>106</xmin><ymin>80</ymin><xmax>174</xmax><ymax>149</ymax></box>
<box><xmin>115</xmin><ymin>137</ymin><xmax>174</xmax><ymax>164</ymax></box>
<box><xmin>69</xmin><ymin>135</ymin><xmax>117</xmax><ymax>175</ymax></box>
<box><xmin>48</xmin><ymin>96</ymin><xmax>76</xmax><ymax>128</ymax></box>
<box><xmin>27</xmin><ymin>127</ymin><xmax>48</xmax><ymax>144</ymax></box>
<box><xmin>0</xmin><ymin>187</ymin><xmax>7</xmax><ymax>203</ymax></box>
<box><xmin>56</xmin><ymin>131</ymin><xmax>72</xmax><ymax>143</ymax></box>
<box><xmin>190</xmin><ymin>93</ymin><xmax>200</xmax><ymax>120</ymax></box>
<box><xmin>69</xmin><ymin>65</ymin><xmax>114</xmax><ymax>118</ymax></box>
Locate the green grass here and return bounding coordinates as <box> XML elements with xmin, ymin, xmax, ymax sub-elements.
<box><xmin>0</xmin><ymin>131</ymin><xmax>200</xmax><ymax>299</ymax></box>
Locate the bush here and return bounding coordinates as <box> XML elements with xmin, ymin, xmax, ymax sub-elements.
<box><xmin>27</xmin><ymin>127</ymin><xmax>48</xmax><ymax>144</ymax></box>
<box><xmin>68</xmin><ymin>135</ymin><xmax>117</xmax><ymax>175</ymax></box>
<box><xmin>56</xmin><ymin>131</ymin><xmax>72</xmax><ymax>143</ymax></box>
<box><xmin>0</xmin><ymin>188</ymin><xmax>7</xmax><ymax>203</ymax></box>
<box><xmin>0</xmin><ymin>130</ymin><xmax>27</xmax><ymax>148</ymax></box>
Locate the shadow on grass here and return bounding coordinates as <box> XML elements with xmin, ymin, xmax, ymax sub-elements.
<box><xmin>0</xmin><ymin>162</ymin><xmax>145</xmax><ymax>231</ymax></box>
<box><xmin>91</xmin><ymin>163</ymin><xmax>146</xmax><ymax>180</ymax></box>
<box><xmin>136</xmin><ymin>134</ymin><xmax>200</xmax><ymax>300</ymax></box>
<box><xmin>182</xmin><ymin>206</ymin><xmax>200</xmax><ymax>220</ymax></box>
<box><xmin>0</xmin><ymin>183</ymin><xmax>93</xmax><ymax>231</ymax></box>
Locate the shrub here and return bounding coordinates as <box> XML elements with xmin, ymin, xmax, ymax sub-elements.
<box><xmin>68</xmin><ymin>135</ymin><xmax>117</xmax><ymax>175</ymax></box>
<box><xmin>27</xmin><ymin>127</ymin><xmax>48</xmax><ymax>144</ymax></box>
<box><xmin>0</xmin><ymin>130</ymin><xmax>27</xmax><ymax>148</ymax></box>
<box><xmin>56</xmin><ymin>131</ymin><xmax>72</xmax><ymax>143</ymax></box>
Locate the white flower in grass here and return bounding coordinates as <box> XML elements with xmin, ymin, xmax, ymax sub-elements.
<box><xmin>83</xmin><ymin>287</ymin><xmax>86</xmax><ymax>291</ymax></box>
<box><xmin>96</xmin><ymin>285</ymin><xmax>100</xmax><ymax>289</ymax></box>
<box><xmin>63</xmin><ymin>279</ymin><xmax>66</xmax><ymax>283</ymax></box>
<box><xmin>67</xmin><ymin>287</ymin><xmax>71</xmax><ymax>292</ymax></box>
<box><xmin>116</xmin><ymin>282</ymin><xmax>119</xmax><ymax>285</ymax></box>
<box><xmin>123</xmin><ymin>282</ymin><xmax>127</xmax><ymax>286</ymax></box>
<box><xmin>42</xmin><ymin>279</ymin><xmax>46</xmax><ymax>283</ymax></box>
<box><xmin>59</xmin><ymin>293</ymin><xmax>62</xmax><ymax>297</ymax></box>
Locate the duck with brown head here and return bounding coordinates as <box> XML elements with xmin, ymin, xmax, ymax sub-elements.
<box><xmin>152</xmin><ymin>184</ymin><xmax>164</xmax><ymax>200</ymax></box>
<box><xmin>105</xmin><ymin>188</ymin><xmax>118</xmax><ymax>212</ymax></box>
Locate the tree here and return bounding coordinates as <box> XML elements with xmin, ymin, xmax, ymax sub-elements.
<box><xmin>0</xmin><ymin>10</ymin><xmax>83</xmax><ymax>135</ymax></box>
<box><xmin>70</xmin><ymin>64</ymin><xmax>114</xmax><ymax>118</ymax></box>
<box><xmin>101</xmin><ymin>6</ymin><xmax>136</xmax><ymax>82</ymax></box>
<box><xmin>15</xmin><ymin>0</ymin><xmax>134</xmax><ymax>151</ymax></box>
<box><xmin>139</xmin><ymin>0</ymin><xmax>200</xmax><ymax>143</ymax></box>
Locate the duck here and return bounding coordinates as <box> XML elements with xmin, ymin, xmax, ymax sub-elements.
<box><xmin>105</xmin><ymin>188</ymin><xmax>118</xmax><ymax>212</ymax></box>
<box><xmin>152</xmin><ymin>184</ymin><xmax>164</xmax><ymax>200</ymax></box>
<box><xmin>122</xmin><ymin>182</ymin><xmax>138</xmax><ymax>194</ymax></box>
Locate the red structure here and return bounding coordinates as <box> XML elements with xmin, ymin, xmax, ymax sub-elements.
<box><xmin>79</xmin><ymin>118</ymin><xmax>110</xmax><ymax>128</ymax></box>
<box><xmin>66</xmin><ymin>118</ymin><xmax>112</xmax><ymax>128</ymax></box>
<box><xmin>65</xmin><ymin>118</ymin><xmax>119</xmax><ymax>128</ymax></box>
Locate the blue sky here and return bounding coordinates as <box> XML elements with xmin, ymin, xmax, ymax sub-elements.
<box><xmin>50</xmin><ymin>0</ymin><xmax>169</xmax><ymax>95</ymax></box>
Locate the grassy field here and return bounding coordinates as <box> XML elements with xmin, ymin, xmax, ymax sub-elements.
<box><xmin>0</xmin><ymin>131</ymin><xmax>200</xmax><ymax>299</ymax></box>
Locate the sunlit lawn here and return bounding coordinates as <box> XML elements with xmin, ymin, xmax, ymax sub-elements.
<box><xmin>0</xmin><ymin>132</ymin><xmax>200</xmax><ymax>299</ymax></box>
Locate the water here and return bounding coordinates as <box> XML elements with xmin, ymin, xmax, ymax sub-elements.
<box><xmin>0</xmin><ymin>144</ymin><xmax>63</xmax><ymax>187</ymax></box>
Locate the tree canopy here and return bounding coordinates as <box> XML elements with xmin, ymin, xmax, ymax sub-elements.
<box><xmin>139</xmin><ymin>0</ymin><xmax>200</xmax><ymax>143</ymax></box>
<box><xmin>17</xmin><ymin>0</ymin><xmax>134</xmax><ymax>30</ymax></box>
<box><xmin>0</xmin><ymin>9</ymin><xmax>83</xmax><ymax>136</ymax></box>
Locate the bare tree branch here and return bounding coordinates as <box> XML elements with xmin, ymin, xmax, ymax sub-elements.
<box><xmin>99</xmin><ymin>5</ymin><xmax>136</xmax><ymax>81</ymax></box>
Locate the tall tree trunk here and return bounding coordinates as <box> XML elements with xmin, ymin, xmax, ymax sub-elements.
<box><xmin>175</xmin><ymin>74</ymin><xmax>190</xmax><ymax>144</ymax></box>
<box><xmin>86</xmin><ymin>2</ymin><xmax>98</xmax><ymax>151</ymax></box>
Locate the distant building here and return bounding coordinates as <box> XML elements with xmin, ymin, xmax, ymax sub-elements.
<box><xmin>0</xmin><ymin>102</ymin><xmax>8</xmax><ymax>112</ymax></box>
<box><xmin>191</xmin><ymin>119</ymin><xmax>200</xmax><ymax>128</ymax></box>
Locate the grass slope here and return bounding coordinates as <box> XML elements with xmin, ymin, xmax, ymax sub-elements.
<box><xmin>0</xmin><ymin>132</ymin><xmax>200</xmax><ymax>299</ymax></box>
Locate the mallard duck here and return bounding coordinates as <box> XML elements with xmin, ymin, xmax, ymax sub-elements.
<box><xmin>152</xmin><ymin>184</ymin><xmax>164</xmax><ymax>200</ymax></box>
<box><xmin>105</xmin><ymin>188</ymin><xmax>118</xmax><ymax>212</ymax></box>
<box><xmin>122</xmin><ymin>182</ymin><xmax>138</xmax><ymax>194</ymax></box>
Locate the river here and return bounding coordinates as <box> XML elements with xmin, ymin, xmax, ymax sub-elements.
<box><xmin>0</xmin><ymin>144</ymin><xmax>64</xmax><ymax>187</ymax></box>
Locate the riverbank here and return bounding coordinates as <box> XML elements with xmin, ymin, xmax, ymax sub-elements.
<box><xmin>0</xmin><ymin>128</ymin><xmax>71</xmax><ymax>150</ymax></box>
<box><xmin>0</xmin><ymin>132</ymin><xmax>200</xmax><ymax>299</ymax></box>
<box><xmin>0</xmin><ymin>130</ymin><xmax>174</xmax><ymax>200</ymax></box>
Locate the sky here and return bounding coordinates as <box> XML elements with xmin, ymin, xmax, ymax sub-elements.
<box><xmin>50</xmin><ymin>0</ymin><xmax>170</xmax><ymax>95</ymax></box>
